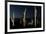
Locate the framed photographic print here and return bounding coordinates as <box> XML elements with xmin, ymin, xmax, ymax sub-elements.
<box><xmin>5</xmin><ymin>1</ymin><xmax>45</xmax><ymax>33</ymax></box>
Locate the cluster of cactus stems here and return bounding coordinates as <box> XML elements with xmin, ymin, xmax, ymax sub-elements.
<box><xmin>11</xmin><ymin>7</ymin><xmax>37</xmax><ymax>27</ymax></box>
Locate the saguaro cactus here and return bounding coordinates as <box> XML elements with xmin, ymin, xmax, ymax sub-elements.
<box><xmin>11</xmin><ymin>12</ymin><xmax>15</xmax><ymax>26</ymax></box>
<box><xmin>23</xmin><ymin>8</ymin><xmax>26</xmax><ymax>27</ymax></box>
<box><xmin>34</xmin><ymin>7</ymin><xmax>37</xmax><ymax>27</ymax></box>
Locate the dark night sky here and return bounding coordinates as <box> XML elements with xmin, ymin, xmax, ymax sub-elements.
<box><xmin>10</xmin><ymin>5</ymin><xmax>41</xmax><ymax>18</ymax></box>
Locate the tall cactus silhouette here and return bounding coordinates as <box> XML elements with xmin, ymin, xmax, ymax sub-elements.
<box><xmin>23</xmin><ymin>8</ymin><xmax>26</xmax><ymax>27</ymax></box>
<box><xmin>11</xmin><ymin>12</ymin><xmax>15</xmax><ymax>26</ymax></box>
<box><xmin>34</xmin><ymin>7</ymin><xmax>37</xmax><ymax>27</ymax></box>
